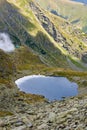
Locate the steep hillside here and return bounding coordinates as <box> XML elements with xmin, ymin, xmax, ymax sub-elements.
<box><xmin>0</xmin><ymin>0</ymin><xmax>87</xmax><ymax>71</ymax></box>
<box><xmin>12</xmin><ymin>45</ymin><xmax>47</xmax><ymax>72</ymax></box>
<box><xmin>30</xmin><ymin>1</ymin><xmax>87</xmax><ymax>68</ymax></box>
<box><xmin>0</xmin><ymin>0</ymin><xmax>71</xmax><ymax>68</ymax></box>
<box><xmin>35</xmin><ymin>0</ymin><xmax>87</xmax><ymax>33</ymax></box>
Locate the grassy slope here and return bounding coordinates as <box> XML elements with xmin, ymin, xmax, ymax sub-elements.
<box><xmin>35</xmin><ymin>0</ymin><xmax>87</xmax><ymax>33</ymax></box>
<box><xmin>0</xmin><ymin>0</ymin><xmax>87</xmax><ymax>80</ymax></box>
<box><xmin>0</xmin><ymin>49</ymin><xmax>16</xmax><ymax>86</ymax></box>
<box><xmin>12</xmin><ymin>45</ymin><xmax>47</xmax><ymax>72</ymax></box>
<box><xmin>0</xmin><ymin>0</ymin><xmax>87</xmax><ymax>71</ymax></box>
<box><xmin>37</xmin><ymin>8</ymin><xmax>87</xmax><ymax>70</ymax></box>
<box><xmin>0</xmin><ymin>0</ymin><xmax>71</xmax><ymax>68</ymax></box>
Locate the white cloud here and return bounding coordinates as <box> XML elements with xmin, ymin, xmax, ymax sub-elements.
<box><xmin>0</xmin><ymin>33</ymin><xmax>15</xmax><ymax>52</ymax></box>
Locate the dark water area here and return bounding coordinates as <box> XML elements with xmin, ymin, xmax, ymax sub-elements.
<box><xmin>15</xmin><ymin>75</ymin><xmax>78</xmax><ymax>101</ymax></box>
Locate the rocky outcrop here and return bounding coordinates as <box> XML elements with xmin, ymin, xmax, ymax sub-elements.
<box><xmin>0</xmin><ymin>84</ymin><xmax>18</xmax><ymax>111</ymax></box>
<box><xmin>82</xmin><ymin>52</ymin><xmax>87</xmax><ymax>63</ymax></box>
<box><xmin>0</xmin><ymin>94</ymin><xmax>87</xmax><ymax>130</ymax></box>
<box><xmin>0</xmin><ymin>0</ymin><xmax>87</xmax><ymax>67</ymax></box>
<box><xmin>30</xmin><ymin>2</ymin><xmax>85</xmax><ymax>59</ymax></box>
<box><xmin>0</xmin><ymin>0</ymin><xmax>70</xmax><ymax>68</ymax></box>
<box><xmin>30</xmin><ymin>2</ymin><xmax>66</xmax><ymax>44</ymax></box>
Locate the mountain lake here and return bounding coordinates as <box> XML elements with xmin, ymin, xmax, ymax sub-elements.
<box><xmin>15</xmin><ymin>75</ymin><xmax>78</xmax><ymax>101</ymax></box>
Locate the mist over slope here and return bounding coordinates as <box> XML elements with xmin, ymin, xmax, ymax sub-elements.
<box><xmin>0</xmin><ymin>33</ymin><xmax>15</xmax><ymax>52</ymax></box>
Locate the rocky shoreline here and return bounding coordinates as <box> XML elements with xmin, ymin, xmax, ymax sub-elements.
<box><xmin>0</xmin><ymin>87</ymin><xmax>87</xmax><ymax>130</ymax></box>
<box><xmin>0</xmin><ymin>73</ymin><xmax>87</xmax><ymax>130</ymax></box>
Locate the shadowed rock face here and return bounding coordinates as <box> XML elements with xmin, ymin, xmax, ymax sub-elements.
<box><xmin>30</xmin><ymin>2</ymin><xmax>87</xmax><ymax>60</ymax></box>
<box><xmin>30</xmin><ymin>2</ymin><xmax>66</xmax><ymax>44</ymax></box>
<box><xmin>0</xmin><ymin>0</ymin><xmax>87</xmax><ymax>69</ymax></box>
<box><xmin>82</xmin><ymin>52</ymin><xmax>87</xmax><ymax>63</ymax></box>
<box><xmin>0</xmin><ymin>0</ymin><xmax>70</xmax><ymax>67</ymax></box>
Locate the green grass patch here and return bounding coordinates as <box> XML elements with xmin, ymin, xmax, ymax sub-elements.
<box><xmin>0</xmin><ymin>111</ymin><xmax>13</xmax><ymax>117</ymax></box>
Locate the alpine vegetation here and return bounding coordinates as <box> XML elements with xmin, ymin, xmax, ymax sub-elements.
<box><xmin>0</xmin><ymin>33</ymin><xmax>15</xmax><ymax>52</ymax></box>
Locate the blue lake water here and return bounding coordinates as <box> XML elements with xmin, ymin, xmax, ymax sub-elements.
<box><xmin>72</xmin><ymin>0</ymin><xmax>87</xmax><ymax>4</ymax></box>
<box><xmin>15</xmin><ymin>75</ymin><xmax>78</xmax><ymax>101</ymax></box>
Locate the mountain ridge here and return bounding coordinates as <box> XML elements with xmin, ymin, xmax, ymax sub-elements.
<box><xmin>0</xmin><ymin>0</ymin><xmax>87</xmax><ymax>70</ymax></box>
<box><xmin>35</xmin><ymin>0</ymin><xmax>87</xmax><ymax>33</ymax></box>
